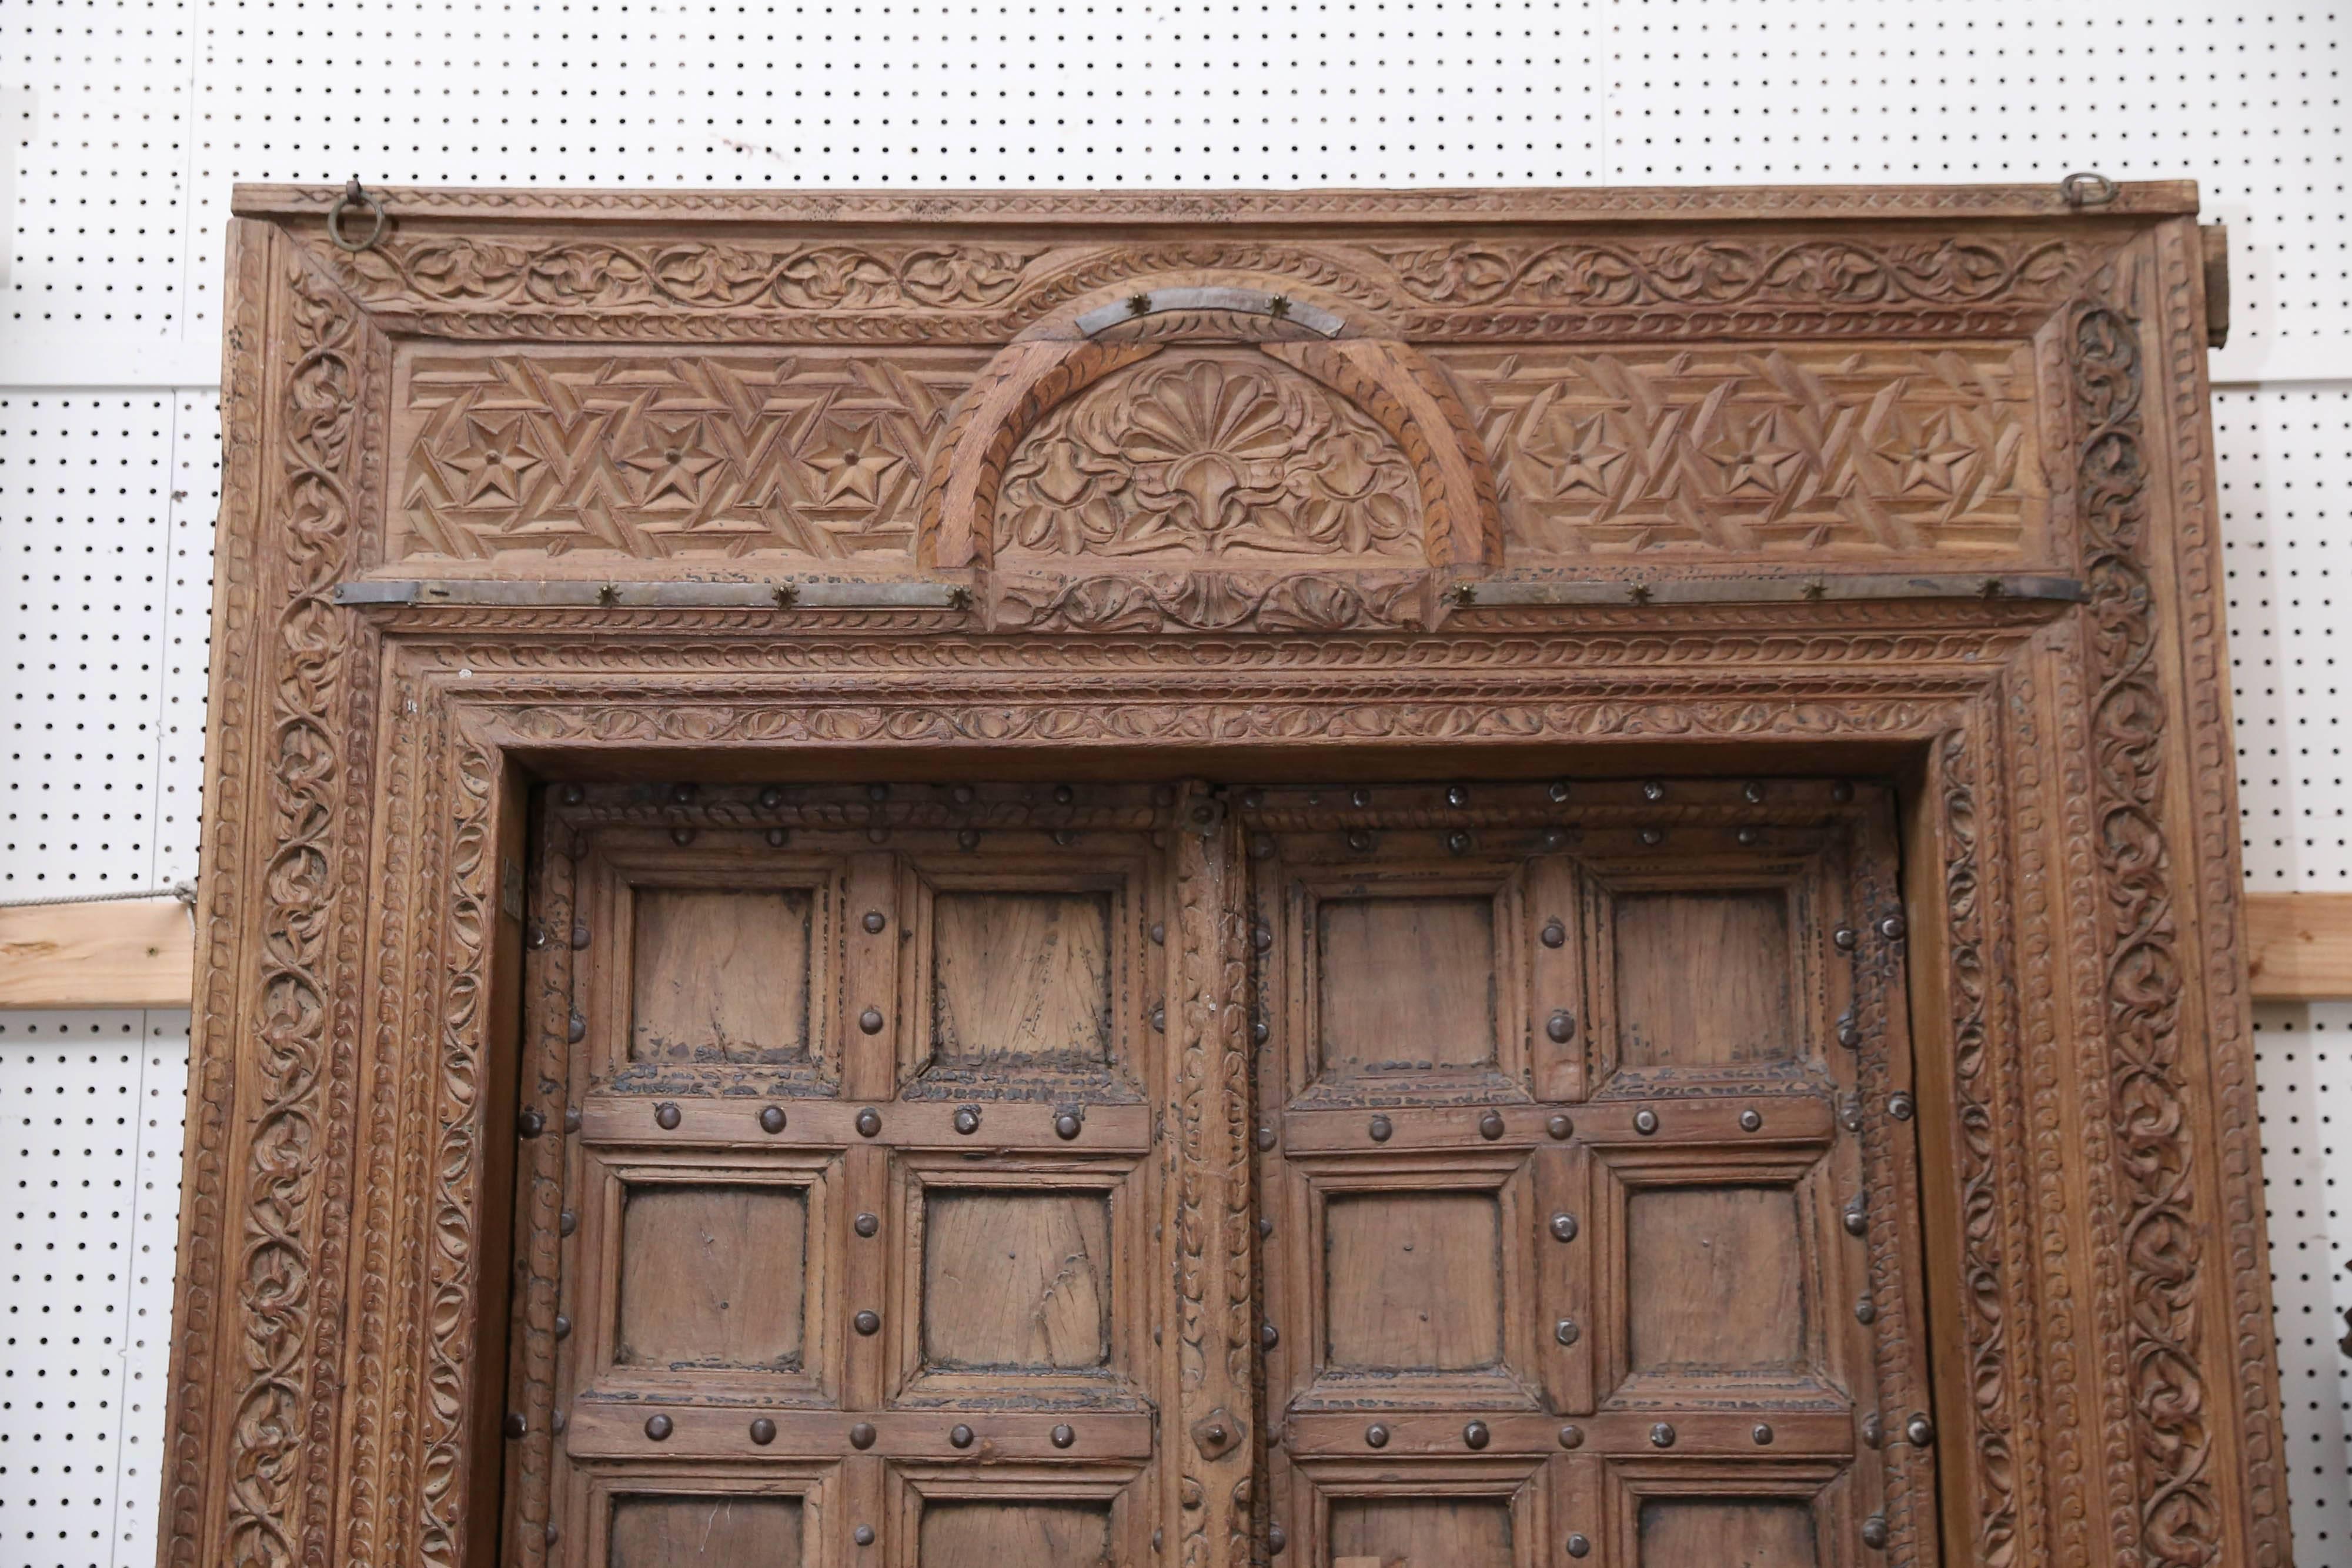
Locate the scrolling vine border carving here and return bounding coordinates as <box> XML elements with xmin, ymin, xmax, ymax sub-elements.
<box><xmin>2072</xmin><ymin>290</ymin><xmax>2216</xmax><ymax>1567</ymax></box>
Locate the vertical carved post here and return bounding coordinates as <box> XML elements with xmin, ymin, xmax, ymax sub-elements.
<box><xmin>1171</xmin><ymin>788</ymin><xmax>1258</xmax><ymax>1566</ymax></box>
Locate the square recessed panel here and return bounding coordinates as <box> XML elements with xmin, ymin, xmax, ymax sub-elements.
<box><xmin>1638</xmin><ymin>1499</ymin><xmax>1816</xmax><ymax>1567</ymax></box>
<box><xmin>1626</xmin><ymin>1186</ymin><xmax>1803</xmax><ymax>1372</ymax></box>
<box><xmin>1613</xmin><ymin>890</ymin><xmax>1794</xmax><ymax>1068</ymax></box>
<box><xmin>923</xmin><ymin>1190</ymin><xmax>1111</xmax><ymax>1370</ymax></box>
<box><xmin>931</xmin><ymin>891</ymin><xmax>1115</xmax><ymax>1066</ymax></box>
<box><xmin>1329</xmin><ymin>1498</ymin><xmax>1514</xmax><ymax>1567</ymax></box>
<box><xmin>918</xmin><ymin>1500</ymin><xmax>1112</xmax><ymax>1566</ymax></box>
<box><xmin>616</xmin><ymin>1185</ymin><xmax>808</xmax><ymax>1370</ymax></box>
<box><xmin>1317</xmin><ymin>895</ymin><xmax>1499</xmax><ymax>1076</ymax></box>
<box><xmin>1324</xmin><ymin>1192</ymin><xmax>1502</xmax><ymax>1371</ymax></box>
<box><xmin>610</xmin><ymin>1496</ymin><xmax>803</xmax><ymax>1567</ymax></box>
<box><xmin>631</xmin><ymin>887</ymin><xmax>815</xmax><ymax>1064</ymax></box>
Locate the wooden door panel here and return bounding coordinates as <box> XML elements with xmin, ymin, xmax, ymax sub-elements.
<box><xmin>514</xmin><ymin>784</ymin><xmax>1176</xmax><ymax>1568</ymax></box>
<box><xmin>1246</xmin><ymin>780</ymin><xmax>1933</xmax><ymax>1568</ymax></box>
<box><xmin>607</xmin><ymin>1494</ymin><xmax>806</xmax><ymax>1567</ymax></box>
<box><xmin>629</xmin><ymin>885</ymin><xmax>819</xmax><ymax>1066</ymax></box>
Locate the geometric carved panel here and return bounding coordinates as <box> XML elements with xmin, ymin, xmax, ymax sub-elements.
<box><xmin>1612</xmin><ymin>889</ymin><xmax>1794</xmax><ymax>1069</ymax></box>
<box><xmin>630</xmin><ymin>887</ymin><xmax>817</xmax><ymax>1065</ymax></box>
<box><xmin>393</xmin><ymin>350</ymin><xmax>989</xmax><ymax>562</ymax></box>
<box><xmin>1439</xmin><ymin>343</ymin><xmax>2046</xmax><ymax>558</ymax></box>
<box><xmin>616</xmin><ymin>1183</ymin><xmax>809</xmax><ymax>1370</ymax></box>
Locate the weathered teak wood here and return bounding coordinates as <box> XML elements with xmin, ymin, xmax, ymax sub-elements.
<box><xmin>171</xmin><ymin>179</ymin><xmax>2281</xmax><ymax>1568</ymax></box>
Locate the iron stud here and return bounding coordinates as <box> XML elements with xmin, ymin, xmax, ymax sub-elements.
<box><xmin>565</xmin><ymin>1105</ymin><xmax>582</xmax><ymax>1133</ymax></box>
<box><xmin>1649</xmin><ymin>1422</ymin><xmax>1676</xmax><ymax>1448</ymax></box>
<box><xmin>1054</xmin><ymin>784</ymin><xmax>1075</xmax><ymax>804</ymax></box>
<box><xmin>1638</xmin><ymin>826</ymin><xmax>1664</xmax><ymax>845</ymax></box>
<box><xmin>1744</xmin><ymin>781</ymin><xmax>1766</xmax><ymax>803</ymax></box>
<box><xmin>1151</xmin><ymin>1004</ymin><xmax>1165</xmax><ymax>1033</ymax></box>
<box><xmin>1837</xmin><ymin>1011</ymin><xmax>1862</xmax><ymax>1049</ymax></box>
<box><xmin>1547</xmin><ymin>1010</ymin><xmax>1576</xmax><ymax>1044</ymax></box>
<box><xmin>863</xmin><ymin>910</ymin><xmax>887</xmax><ymax>934</ymax></box>
<box><xmin>1643</xmin><ymin>780</ymin><xmax>1666</xmax><ymax>802</ymax></box>
<box><xmin>1268</xmin><ymin>1524</ymin><xmax>1288</xmax><ymax>1556</ymax></box>
<box><xmin>766</xmin><ymin>828</ymin><xmax>790</xmax><ymax>848</ymax></box>
<box><xmin>854</xmin><ymin>1310</ymin><xmax>881</xmax><ymax>1336</ymax></box>
<box><xmin>853</xmin><ymin>1526</ymin><xmax>875</xmax><ymax>1547</ymax></box>
<box><xmin>559</xmin><ymin>1208</ymin><xmax>576</xmax><ymax>1238</ymax></box>
<box><xmin>1633</xmin><ymin>1108</ymin><xmax>1659</xmax><ymax>1135</ymax></box>
<box><xmin>1446</xmin><ymin>784</ymin><xmax>1471</xmax><ymax>807</ymax></box>
<box><xmin>1149</xmin><ymin>921</ymin><xmax>1165</xmax><ymax>945</ymax></box>
<box><xmin>1051</xmin><ymin>1424</ymin><xmax>1076</xmax><ymax>1449</ymax></box>
<box><xmin>1844</xmin><ymin>1200</ymin><xmax>1867</xmax><ymax>1236</ymax></box>
<box><xmin>546</xmin><ymin>1524</ymin><xmax>560</xmax><ymax>1547</ymax></box>
<box><xmin>1351</xmin><ymin>788</ymin><xmax>1372</xmax><ymax>807</ymax></box>
<box><xmin>1261</xmin><ymin>1322</ymin><xmax>1279</xmax><ymax>1349</ymax></box>
<box><xmin>1856</xmin><ymin>1296</ymin><xmax>1878</xmax><ymax>1325</ymax></box>
<box><xmin>857</xmin><ymin>1108</ymin><xmax>883</xmax><ymax>1138</ymax></box>
<box><xmin>759</xmin><ymin>786</ymin><xmax>786</xmax><ymax>808</ymax></box>
<box><xmin>1445</xmin><ymin>829</ymin><xmax>1473</xmax><ymax>855</ymax></box>
<box><xmin>854</xmin><ymin>1212</ymin><xmax>880</xmax><ymax>1238</ymax></box>
<box><xmin>517</xmin><ymin>1109</ymin><xmax>545</xmax><ymax>1139</ymax></box>
<box><xmin>526</xmin><ymin>921</ymin><xmax>548</xmax><ymax>951</ymax></box>
<box><xmin>554</xmin><ymin>1314</ymin><xmax>570</xmax><ymax>1340</ymax></box>
<box><xmin>957</xmin><ymin>828</ymin><xmax>980</xmax><ymax>850</ymax></box>
<box><xmin>1252</xmin><ymin>1019</ymin><xmax>1269</xmax><ymax>1044</ymax></box>
<box><xmin>750</xmin><ymin>1418</ymin><xmax>777</xmax><ymax>1446</ymax></box>
<box><xmin>654</xmin><ymin>1102</ymin><xmax>681</xmax><ymax>1131</ymax></box>
<box><xmin>1861</xmin><ymin>1514</ymin><xmax>1889</xmax><ymax>1550</ymax></box>
<box><xmin>1558</xmin><ymin>1424</ymin><xmax>1585</xmax><ymax>1449</ymax></box>
<box><xmin>1740</xmin><ymin>1108</ymin><xmax>1763</xmax><ymax>1132</ymax></box>
<box><xmin>1555</xmin><ymin>1318</ymin><xmax>1581</xmax><ymax>1346</ymax></box>
<box><xmin>1549</xmin><ymin>1212</ymin><xmax>1579</xmax><ymax>1242</ymax></box>
<box><xmin>503</xmin><ymin>1412</ymin><xmax>526</xmax><ymax>1439</ymax></box>
<box><xmin>849</xmin><ymin>1422</ymin><xmax>877</xmax><ymax>1450</ymax></box>
<box><xmin>1463</xmin><ymin>1420</ymin><xmax>1491</xmax><ymax>1450</ymax></box>
<box><xmin>859</xmin><ymin>1007</ymin><xmax>885</xmax><ymax>1034</ymax></box>
<box><xmin>1368</xmin><ymin>1115</ymin><xmax>1394</xmax><ymax>1143</ymax></box>
<box><xmin>1547</xmin><ymin>1114</ymin><xmax>1575</xmax><ymax>1140</ymax></box>
<box><xmin>1541</xmin><ymin>918</ymin><xmax>1567</xmax><ymax>948</ymax></box>
<box><xmin>571</xmin><ymin>922</ymin><xmax>591</xmax><ymax>949</ymax></box>
<box><xmin>1479</xmin><ymin>1109</ymin><xmax>1506</xmax><ymax>1139</ymax></box>
<box><xmin>949</xmin><ymin>1424</ymin><xmax>975</xmax><ymax>1449</ymax></box>
<box><xmin>670</xmin><ymin>783</ymin><xmax>697</xmax><ymax>805</ymax></box>
<box><xmin>1862</xmin><ymin>1411</ymin><xmax>1883</xmax><ymax>1448</ymax></box>
<box><xmin>550</xmin><ymin>1409</ymin><xmax>567</xmax><ymax>1435</ymax></box>
<box><xmin>760</xmin><ymin>1105</ymin><xmax>787</xmax><ymax>1135</ymax></box>
<box><xmin>567</xmin><ymin>1009</ymin><xmax>587</xmax><ymax>1043</ymax></box>
<box><xmin>1737</xmin><ymin>825</ymin><xmax>1762</xmax><ymax>846</ymax></box>
<box><xmin>1566</xmin><ymin>1534</ymin><xmax>1591</xmax><ymax>1559</ymax></box>
<box><xmin>951</xmin><ymin>784</ymin><xmax>975</xmax><ymax>805</ymax></box>
<box><xmin>1833</xmin><ymin>925</ymin><xmax>1858</xmax><ymax>950</ymax></box>
<box><xmin>1905</xmin><ymin>1415</ymin><xmax>1935</xmax><ymax>1447</ymax></box>
<box><xmin>1346</xmin><ymin>828</ymin><xmax>1375</xmax><ymax>852</ymax></box>
<box><xmin>669</xmin><ymin>826</ymin><xmax>696</xmax><ymax>846</ymax></box>
<box><xmin>1888</xmin><ymin>1092</ymin><xmax>1915</xmax><ymax>1121</ymax></box>
<box><xmin>1753</xmin><ymin>1423</ymin><xmax>1775</xmax><ymax>1445</ymax></box>
<box><xmin>1055</xmin><ymin>1110</ymin><xmax>1085</xmax><ymax>1141</ymax></box>
<box><xmin>1879</xmin><ymin>914</ymin><xmax>1907</xmax><ymax>941</ymax></box>
<box><xmin>1549</xmin><ymin>780</ymin><xmax>1572</xmax><ymax>803</ymax></box>
<box><xmin>1832</xmin><ymin>781</ymin><xmax>1856</xmax><ymax>803</ymax></box>
<box><xmin>1255</xmin><ymin>1126</ymin><xmax>1277</xmax><ymax>1151</ymax></box>
<box><xmin>644</xmin><ymin>1415</ymin><xmax>673</xmax><ymax>1441</ymax></box>
<box><xmin>1364</xmin><ymin>1423</ymin><xmax>1389</xmax><ymax>1449</ymax></box>
<box><xmin>954</xmin><ymin>1105</ymin><xmax>982</xmax><ymax>1135</ymax></box>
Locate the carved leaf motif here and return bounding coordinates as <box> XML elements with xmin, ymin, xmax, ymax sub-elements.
<box><xmin>1374</xmin><ymin>238</ymin><xmax>2073</xmax><ymax>308</ymax></box>
<box><xmin>995</xmin><ymin>352</ymin><xmax>1423</xmax><ymax>559</ymax></box>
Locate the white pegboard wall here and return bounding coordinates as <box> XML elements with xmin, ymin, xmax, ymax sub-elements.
<box><xmin>1</xmin><ymin>3</ymin><xmax>2349</xmax><ymax>1564</ymax></box>
<box><xmin>0</xmin><ymin>1013</ymin><xmax>187</xmax><ymax>1568</ymax></box>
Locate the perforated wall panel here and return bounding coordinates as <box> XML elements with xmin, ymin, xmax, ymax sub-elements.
<box><xmin>2</xmin><ymin>4</ymin><xmax>2346</xmax><ymax>1563</ymax></box>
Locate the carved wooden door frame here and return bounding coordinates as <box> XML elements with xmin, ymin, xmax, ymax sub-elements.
<box><xmin>170</xmin><ymin>181</ymin><xmax>2282</xmax><ymax>1568</ymax></box>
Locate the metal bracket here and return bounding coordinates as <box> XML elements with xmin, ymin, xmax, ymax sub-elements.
<box><xmin>333</xmin><ymin>578</ymin><xmax>972</xmax><ymax>610</ymax></box>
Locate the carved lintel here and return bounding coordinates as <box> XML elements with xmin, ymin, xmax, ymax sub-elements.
<box><xmin>991</xmin><ymin>570</ymin><xmax>1430</xmax><ymax>634</ymax></box>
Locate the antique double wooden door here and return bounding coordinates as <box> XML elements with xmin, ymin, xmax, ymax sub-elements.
<box><xmin>505</xmin><ymin>774</ymin><xmax>1933</xmax><ymax>1567</ymax></box>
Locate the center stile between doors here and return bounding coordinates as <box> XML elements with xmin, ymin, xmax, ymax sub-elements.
<box><xmin>500</xmin><ymin>775</ymin><xmax>1936</xmax><ymax>1568</ymax></box>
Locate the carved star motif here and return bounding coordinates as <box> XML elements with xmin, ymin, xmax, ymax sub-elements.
<box><xmin>616</xmin><ymin>417</ymin><xmax>724</xmax><ymax>507</ymax></box>
<box><xmin>1876</xmin><ymin>410</ymin><xmax>1975</xmax><ymax>496</ymax></box>
<box><xmin>440</xmin><ymin>413</ymin><xmax>542</xmax><ymax>506</ymax></box>
<box><xmin>1706</xmin><ymin>410</ymin><xmax>1806</xmax><ymax>497</ymax></box>
<box><xmin>802</xmin><ymin>418</ymin><xmax>901</xmax><ymax>508</ymax></box>
<box><xmin>1531</xmin><ymin>412</ymin><xmax>1628</xmax><ymax>499</ymax></box>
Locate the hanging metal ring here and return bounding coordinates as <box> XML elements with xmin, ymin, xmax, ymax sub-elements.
<box><xmin>327</xmin><ymin>178</ymin><xmax>387</xmax><ymax>252</ymax></box>
<box><xmin>2060</xmin><ymin>171</ymin><xmax>2119</xmax><ymax>209</ymax></box>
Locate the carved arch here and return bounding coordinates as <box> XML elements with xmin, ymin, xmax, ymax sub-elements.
<box><xmin>916</xmin><ymin>279</ymin><xmax>1501</xmax><ymax>571</ymax></box>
